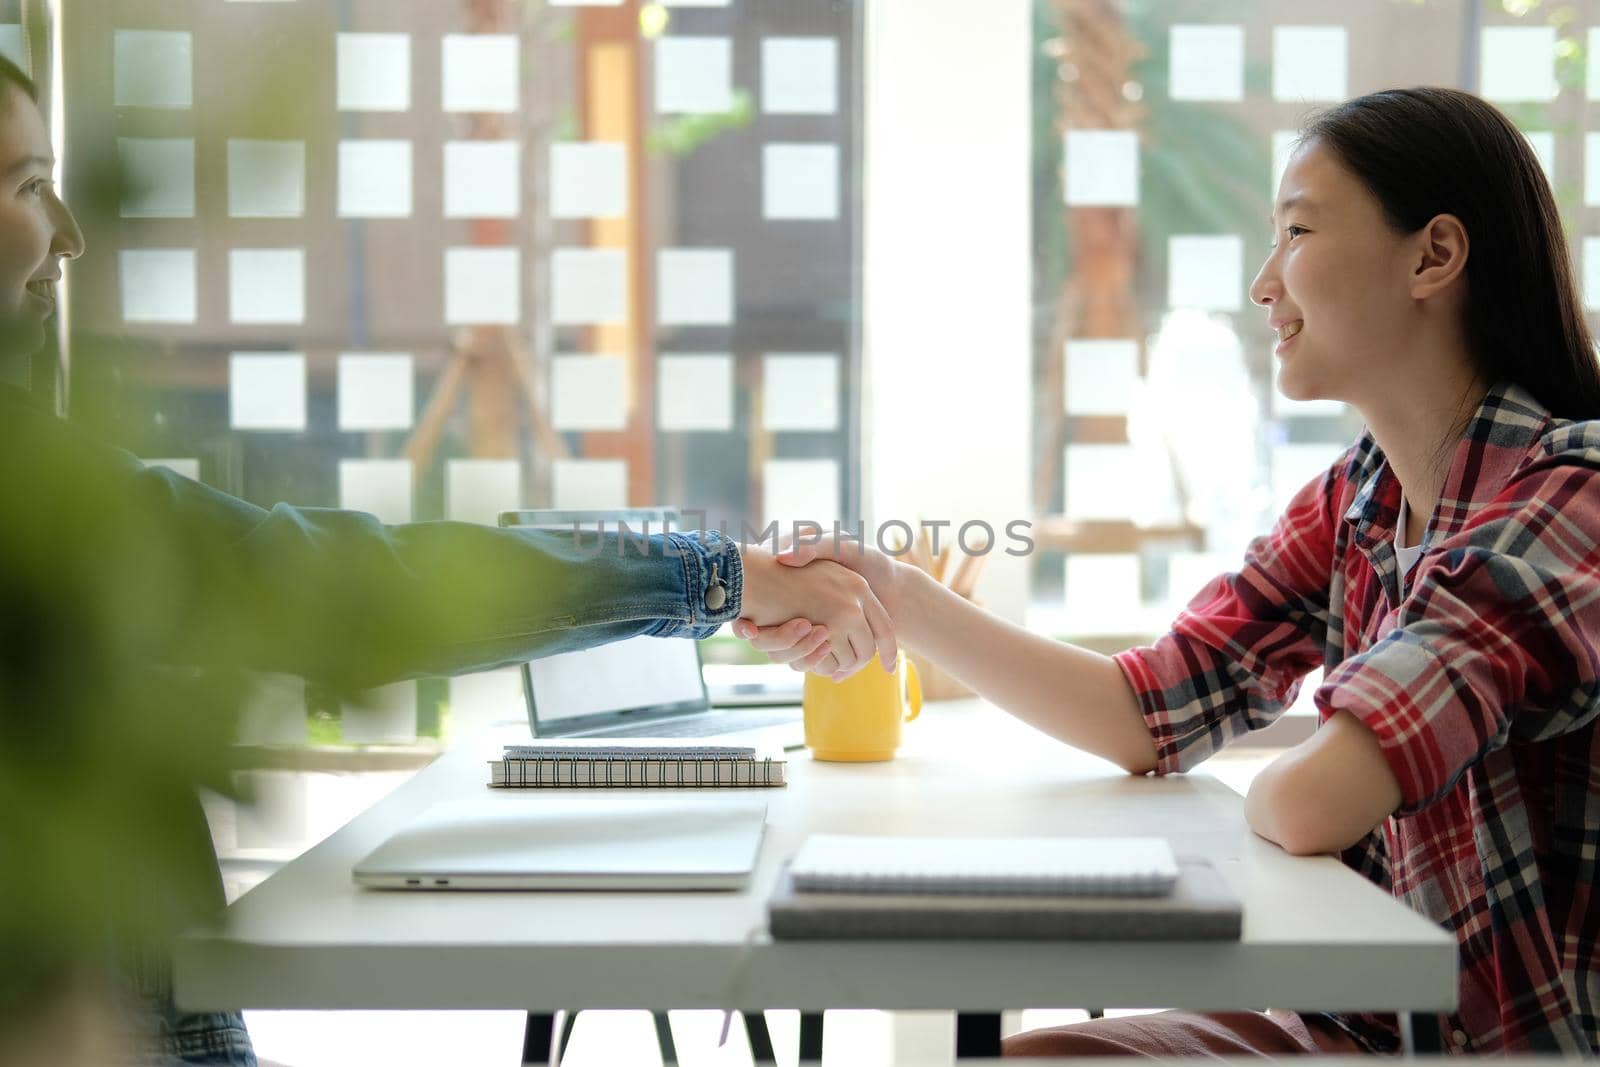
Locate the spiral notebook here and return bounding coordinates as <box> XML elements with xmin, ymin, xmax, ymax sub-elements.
<box><xmin>787</xmin><ymin>835</ymin><xmax>1180</xmax><ymax>897</ymax></box>
<box><xmin>489</xmin><ymin>743</ymin><xmax>786</xmax><ymax>788</ymax></box>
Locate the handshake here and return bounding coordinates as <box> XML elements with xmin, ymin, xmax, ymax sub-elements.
<box><xmin>733</xmin><ymin>536</ymin><xmax>909</xmax><ymax>682</ymax></box>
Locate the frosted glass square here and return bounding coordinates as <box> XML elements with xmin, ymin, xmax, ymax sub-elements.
<box><xmin>1064</xmin><ymin>444</ymin><xmax>1138</xmax><ymax>521</ymax></box>
<box><xmin>118</xmin><ymin>138</ymin><xmax>194</xmax><ymax>218</ymax></box>
<box><xmin>1163</xmin><ymin>551</ymin><xmax>1234</xmax><ymax>615</ymax></box>
<box><xmin>114</xmin><ymin>30</ymin><xmax>192</xmax><ymax>109</ymax></box>
<box><xmin>1064</xmin><ymin>339</ymin><xmax>1138</xmax><ymax>416</ymax></box>
<box><xmin>342</xmin><ymin>681</ymin><xmax>417</xmax><ymax>745</ymax></box>
<box><xmin>229</xmin><ymin>249</ymin><xmax>305</xmax><ymax>324</ymax></box>
<box><xmin>445</xmin><ymin>247</ymin><xmax>520</xmax><ymax>325</ymax></box>
<box><xmin>662</xmin><ymin>0</ymin><xmax>729</xmax><ymax>6</ymax></box>
<box><xmin>552</xmin><ymin>248</ymin><xmax>626</xmax><ymax>325</ymax></box>
<box><xmin>443</xmin><ymin>141</ymin><xmax>519</xmax><ymax>219</ymax></box>
<box><xmin>1168</xmin><ymin>235</ymin><xmax>1242</xmax><ymax>311</ymax></box>
<box><xmin>658</xmin><ymin>248</ymin><xmax>733</xmax><ymax>326</ymax></box>
<box><xmin>763</xmin><ymin>459</ymin><xmax>838</xmax><ymax>529</ymax></box>
<box><xmin>145</xmin><ymin>458</ymin><xmax>200</xmax><ymax>481</ymax></box>
<box><xmin>228</xmin><ymin>140</ymin><xmax>305</xmax><ymax>218</ymax></box>
<box><xmin>1064</xmin><ymin>130</ymin><xmax>1138</xmax><ymax>207</ymax></box>
<box><xmin>339</xmin><ymin>460</ymin><xmax>412</xmax><ymax>524</ymax></box>
<box><xmin>448</xmin><ymin>667</ymin><xmax>524</xmax><ymax>741</ymax></box>
<box><xmin>1481</xmin><ymin>26</ymin><xmax>1556</xmax><ymax>102</ymax></box>
<box><xmin>339</xmin><ymin>459</ymin><xmax>412</xmax><ymax>524</ymax></box>
<box><xmin>551</xmin><ymin>354</ymin><xmax>629</xmax><ymax>431</ymax></box>
<box><xmin>1590</xmin><ymin>28</ymin><xmax>1600</xmax><ymax>101</ymax></box>
<box><xmin>230</xmin><ymin>353</ymin><xmax>306</xmax><ymax>432</ymax></box>
<box><xmin>0</xmin><ymin>25</ymin><xmax>22</xmax><ymax>69</ymax></box>
<box><xmin>1169</xmin><ymin>26</ymin><xmax>1243</xmax><ymax>101</ymax></box>
<box><xmin>338</xmin><ymin>353</ymin><xmax>413</xmax><ymax>431</ymax></box>
<box><xmin>337</xmin><ymin>33</ymin><xmax>409</xmax><ymax>112</ymax></box>
<box><xmin>658</xmin><ymin>354</ymin><xmax>733</xmax><ymax>432</ymax></box>
<box><xmin>1586</xmin><ymin>133</ymin><xmax>1600</xmax><ymax>205</ymax></box>
<box><xmin>1063</xmin><ymin>554</ymin><xmax>1143</xmax><ymax>636</ymax></box>
<box><xmin>655</xmin><ymin>37</ymin><xmax>732</xmax><ymax>114</ymax></box>
<box><xmin>442</xmin><ymin>34</ymin><xmax>519</xmax><ymax>113</ymax></box>
<box><xmin>763</xmin><ymin>144</ymin><xmax>839</xmax><ymax>220</ymax></box>
<box><xmin>1524</xmin><ymin>130</ymin><xmax>1554</xmax><ymax>183</ymax></box>
<box><xmin>233</xmin><ymin>772</ymin><xmax>306</xmax><ymax>850</ymax></box>
<box><xmin>763</xmin><ymin>354</ymin><xmax>838</xmax><ymax>431</ymax></box>
<box><xmin>551</xmin><ymin>459</ymin><xmax>628</xmax><ymax>510</ymax></box>
<box><xmin>447</xmin><ymin>459</ymin><xmax>521</xmax><ymax>525</ymax></box>
<box><xmin>338</xmin><ymin>140</ymin><xmax>411</xmax><ymax>218</ymax></box>
<box><xmin>1585</xmin><ymin>237</ymin><xmax>1600</xmax><ymax>310</ymax></box>
<box><xmin>550</xmin><ymin>142</ymin><xmax>627</xmax><ymax>219</ymax></box>
<box><xmin>120</xmin><ymin>249</ymin><xmax>196</xmax><ymax>324</ymax></box>
<box><xmin>550</xmin><ymin>0</ymin><xmax>623</xmax><ymax>4</ymax></box>
<box><xmin>1272</xmin><ymin>26</ymin><xmax>1347</xmax><ymax>102</ymax></box>
<box><xmin>763</xmin><ymin>37</ymin><xmax>836</xmax><ymax>115</ymax></box>
<box><xmin>1272</xmin><ymin>130</ymin><xmax>1299</xmax><ymax>199</ymax></box>
<box><xmin>1271</xmin><ymin>444</ymin><xmax>1343</xmax><ymax>514</ymax></box>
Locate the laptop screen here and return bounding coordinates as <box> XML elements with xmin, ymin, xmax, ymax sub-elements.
<box><xmin>497</xmin><ymin>508</ymin><xmax>711</xmax><ymax>736</ymax></box>
<box><xmin>526</xmin><ymin>637</ymin><xmax>705</xmax><ymax>726</ymax></box>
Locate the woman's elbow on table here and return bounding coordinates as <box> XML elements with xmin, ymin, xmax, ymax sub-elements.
<box><xmin>1244</xmin><ymin>711</ymin><xmax>1403</xmax><ymax>856</ymax></box>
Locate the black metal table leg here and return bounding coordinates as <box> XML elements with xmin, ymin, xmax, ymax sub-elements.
<box><xmin>654</xmin><ymin>1012</ymin><xmax>678</xmax><ymax>1064</ymax></box>
<box><xmin>745</xmin><ymin>1011</ymin><xmax>779</xmax><ymax>1065</ymax></box>
<box><xmin>1406</xmin><ymin>1012</ymin><xmax>1443</xmax><ymax>1055</ymax></box>
<box><xmin>522</xmin><ymin>1011</ymin><xmax>574</xmax><ymax>1065</ymax></box>
<box><xmin>798</xmin><ymin>1011</ymin><xmax>825</xmax><ymax>1061</ymax></box>
<box><xmin>955</xmin><ymin>1012</ymin><xmax>1003</xmax><ymax>1058</ymax></box>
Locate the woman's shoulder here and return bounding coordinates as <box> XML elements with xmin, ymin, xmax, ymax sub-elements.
<box><xmin>1493</xmin><ymin>415</ymin><xmax>1600</xmax><ymax>515</ymax></box>
<box><xmin>1534</xmin><ymin>416</ymin><xmax>1600</xmax><ymax>469</ymax></box>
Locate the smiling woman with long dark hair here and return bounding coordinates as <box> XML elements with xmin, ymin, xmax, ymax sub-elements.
<box><xmin>748</xmin><ymin>86</ymin><xmax>1600</xmax><ymax>1057</ymax></box>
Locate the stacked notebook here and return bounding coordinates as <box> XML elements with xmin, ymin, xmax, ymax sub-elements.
<box><xmin>488</xmin><ymin>743</ymin><xmax>787</xmax><ymax>788</ymax></box>
<box><xmin>767</xmin><ymin>834</ymin><xmax>1241</xmax><ymax>939</ymax></box>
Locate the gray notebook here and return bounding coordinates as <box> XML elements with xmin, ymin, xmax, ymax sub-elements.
<box><xmin>767</xmin><ymin>857</ymin><xmax>1241</xmax><ymax>940</ymax></box>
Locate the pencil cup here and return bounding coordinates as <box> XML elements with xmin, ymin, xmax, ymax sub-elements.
<box><xmin>802</xmin><ymin>652</ymin><xmax>922</xmax><ymax>762</ymax></box>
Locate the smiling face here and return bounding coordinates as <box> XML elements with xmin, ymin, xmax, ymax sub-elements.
<box><xmin>0</xmin><ymin>80</ymin><xmax>83</xmax><ymax>359</ymax></box>
<box><xmin>1249</xmin><ymin>139</ymin><xmax>1422</xmax><ymax>409</ymax></box>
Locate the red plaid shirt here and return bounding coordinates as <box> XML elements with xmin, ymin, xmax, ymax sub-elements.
<box><xmin>1115</xmin><ymin>381</ymin><xmax>1600</xmax><ymax>1054</ymax></box>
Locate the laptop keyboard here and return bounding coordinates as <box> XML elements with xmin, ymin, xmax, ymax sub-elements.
<box><xmin>589</xmin><ymin>707</ymin><xmax>801</xmax><ymax>739</ymax></box>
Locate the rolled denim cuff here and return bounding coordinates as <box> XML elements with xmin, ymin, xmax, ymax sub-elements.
<box><xmin>665</xmin><ymin>529</ymin><xmax>744</xmax><ymax>638</ymax></box>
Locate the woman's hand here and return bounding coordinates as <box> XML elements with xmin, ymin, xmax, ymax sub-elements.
<box><xmin>735</xmin><ymin>536</ymin><xmax>914</xmax><ymax>679</ymax></box>
<box><xmin>736</xmin><ymin>542</ymin><xmax>898</xmax><ymax>680</ymax></box>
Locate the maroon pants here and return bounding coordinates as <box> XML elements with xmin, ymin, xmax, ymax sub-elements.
<box><xmin>1004</xmin><ymin>1010</ymin><xmax>1373</xmax><ymax>1057</ymax></box>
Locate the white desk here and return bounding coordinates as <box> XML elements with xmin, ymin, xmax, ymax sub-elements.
<box><xmin>176</xmin><ymin>700</ymin><xmax>1456</xmax><ymax>1022</ymax></box>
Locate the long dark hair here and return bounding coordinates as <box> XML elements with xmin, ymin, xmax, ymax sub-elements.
<box><xmin>1301</xmin><ymin>87</ymin><xmax>1600</xmax><ymax>422</ymax></box>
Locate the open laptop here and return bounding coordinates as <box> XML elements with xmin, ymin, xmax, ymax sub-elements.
<box><xmin>497</xmin><ymin>508</ymin><xmax>805</xmax><ymax>748</ymax></box>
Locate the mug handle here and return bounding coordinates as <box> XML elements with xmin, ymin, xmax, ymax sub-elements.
<box><xmin>902</xmin><ymin>658</ymin><xmax>922</xmax><ymax>723</ymax></box>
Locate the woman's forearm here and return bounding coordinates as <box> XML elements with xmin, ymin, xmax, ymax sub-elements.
<box><xmin>886</xmin><ymin>566</ymin><xmax>1159</xmax><ymax>774</ymax></box>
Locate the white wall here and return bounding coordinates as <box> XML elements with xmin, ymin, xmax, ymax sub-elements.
<box><xmin>863</xmin><ymin>0</ymin><xmax>1033</xmax><ymax>622</ymax></box>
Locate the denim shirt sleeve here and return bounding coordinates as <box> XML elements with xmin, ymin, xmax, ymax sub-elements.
<box><xmin>176</xmin><ymin>484</ymin><xmax>748</xmax><ymax>687</ymax></box>
<box><xmin>3</xmin><ymin>390</ymin><xmax>745</xmax><ymax>691</ymax></box>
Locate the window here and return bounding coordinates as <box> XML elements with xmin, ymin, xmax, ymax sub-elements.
<box><xmin>64</xmin><ymin>0</ymin><xmax>864</xmax><ymax>741</ymax></box>
<box><xmin>1031</xmin><ymin>0</ymin><xmax>1590</xmax><ymax>653</ymax></box>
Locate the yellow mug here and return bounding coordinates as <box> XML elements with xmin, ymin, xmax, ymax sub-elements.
<box><xmin>803</xmin><ymin>653</ymin><xmax>922</xmax><ymax>761</ymax></box>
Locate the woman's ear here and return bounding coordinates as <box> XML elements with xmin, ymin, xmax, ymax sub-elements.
<box><xmin>1409</xmin><ymin>213</ymin><xmax>1469</xmax><ymax>300</ymax></box>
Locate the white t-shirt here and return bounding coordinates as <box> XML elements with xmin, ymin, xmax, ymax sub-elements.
<box><xmin>1395</xmin><ymin>493</ymin><xmax>1425</xmax><ymax>591</ymax></box>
